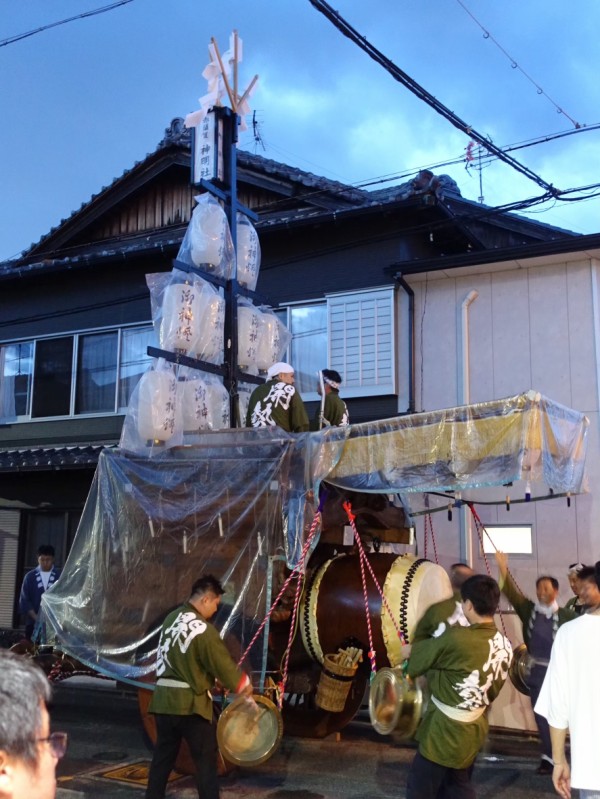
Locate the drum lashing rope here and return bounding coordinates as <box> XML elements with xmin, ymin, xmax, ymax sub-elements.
<box><xmin>236</xmin><ymin>506</ymin><xmax>322</xmax><ymax>678</ymax></box>
<box><xmin>424</xmin><ymin>513</ymin><xmax>439</xmax><ymax>564</ymax></box>
<box><xmin>343</xmin><ymin>502</ymin><xmax>407</xmax><ymax>677</ymax></box>
<box><xmin>468</xmin><ymin>503</ymin><xmax>509</xmax><ymax>637</ymax></box>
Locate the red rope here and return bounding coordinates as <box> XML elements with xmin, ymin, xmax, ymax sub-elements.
<box><xmin>342</xmin><ymin>501</ymin><xmax>407</xmax><ymax>677</ymax></box>
<box><xmin>237</xmin><ymin>510</ymin><xmax>322</xmax><ymax>672</ymax></box>
<box><xmin>467</xmin><ymin>503</ymin><xmax>508</xmax><ymax>637</ymax></box>
<box><xmin>424</xmin><ymin>513</ymin><xmax>439</xmax><ymax>564</ymax></box>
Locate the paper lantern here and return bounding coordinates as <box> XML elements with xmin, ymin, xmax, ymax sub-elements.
<box><xmin>237</xmin><ymin>304</ymin><xmax>262</xmax><ymax>370</ymax></box>
<box><xmin>196</xmin><ymin>289</ymin><xmax>225</xmax><ymax>362</ymax></box>
<box><xmin>180</xmin><ymin>377</ymin><xmax>230</xmax><ymax>431</ymax></box>
<box><xmin>256</xmin><ymin>312</ymin><xmax>290</xmax><ymax>372</ymax></box>
<box><xmin>160</xmin><ymin>282</ymin><xmax>203</xmax><ymax>354</ymax></box>
<box><xmin>190</xmin><ymin>200</ymin><xmax>228</xmax><ymax>268</ymax></box>
<box><xmin>236</xmin><ymin>216</ymin><xmax>261</xmax><ymax>290</ymax></box>
<box><xmin>136</xmin><ymin>370</ymin><xmax>178</xmax><ymax>443</ymax></box>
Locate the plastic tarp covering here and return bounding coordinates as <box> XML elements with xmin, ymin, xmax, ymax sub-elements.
<box><xmin>41</xmin><ymin>391</ymin><xmax>588</xmax><ymax>685</ymax></box>
<box><xmin>322</xmin><ymin>391</ymin><xmax>589</xmax><ymax>494</ymax></box>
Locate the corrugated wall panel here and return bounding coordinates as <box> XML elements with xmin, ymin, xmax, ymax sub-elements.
<box><xmin>0</xmin><ymin>510</ymin><xmax>20</xmax><ymax>627</ymax></box>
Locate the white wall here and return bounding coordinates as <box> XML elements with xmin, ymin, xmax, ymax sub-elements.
<box><xmin>406</xmin><ymin>256</ymin><xmax>600</xmax><ymax>572</ymax></box>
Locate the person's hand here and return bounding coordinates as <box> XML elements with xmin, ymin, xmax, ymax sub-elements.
<box><xmin>400</xmin><ymin>644</ymin><xmax>412</xmax><ymax>661</ymax></box>
<box><xmin>552</xmin><ymin>761</ymin><xmax>571</xmax><ymax>799</ymax></box>
<box><xmin>240</xmin><ymin>682</ymin><xmax>254</xmax><ymax>698</ymax></box>
<box><xmin>494</xmin><ymin>550</ymin><xmax>509</xmax><ymax>576</ymax></box>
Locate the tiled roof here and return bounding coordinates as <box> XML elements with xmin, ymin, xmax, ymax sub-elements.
<box><xmin>14</xmin><ymin>119</ymin><xmax>368</xmax><ymax>259</ymax></box>
<box><xmin>0</xmin><ymin>445</ymin><xmax>113</xmax><ymax>472</ymax></box>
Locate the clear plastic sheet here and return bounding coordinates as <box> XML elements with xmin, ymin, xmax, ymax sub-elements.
<box><xmin>43</xmin><ymin>391</ymin><xmax>588</xmax><ymax>685</ymax></box>
<box><xmin>176</xmin><ymin>194</ymin><xmax>235</xmax><ymax>280</ymax></box>
<box><xmin>323</xmin><ymin>391</ymin><xmax>588</xmax><ymax>495</ymax></box>
<box><xmin>236</xmin><ymin>212</ymin><xmax>261</xmax><ymax>291</ymax></box>
<box><xmin>147</xmin><ymin>269</ymin><xmax>225</xmax><ymax>365</ymax></box>
<box><xmin>43</xmin><ymin>429</ymin><xmax>304</xmax><ymax>685</ymax></box>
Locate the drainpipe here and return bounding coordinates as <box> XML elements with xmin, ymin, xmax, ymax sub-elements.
<box><xmin>459</xmin><ymin>290</ymin><xmax>479</xmax><ymax>405</ymax></box>
<box><xmin>458</xmin><ymin>289</ymin><xmax>478</xmax><ymax>566</ymax></box>
<box><xmin>394</xmin><ymin>274</ymin><xmax>415</xmax><ymax>413</ymax></box>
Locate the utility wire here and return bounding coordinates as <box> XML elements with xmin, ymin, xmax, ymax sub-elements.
<box><xmin>454</xmin><ymin>0</ymin><xmax>581</xmax><ymax>129</ymax></box>
<box><xmin>0</xmin><ymin>0</ymin><xmax>135</xmax><ymax>48</ymax></box>
<box><xmin>308</xmin><ymin>0</ymin><xmax>559</xmax><ymax>197</ymax></box>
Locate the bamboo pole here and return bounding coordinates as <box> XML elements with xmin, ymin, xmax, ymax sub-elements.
<box><xmin>211</xmin><ymin>37</ymin><xmax>236</xmax><ymax>111</ymax></box>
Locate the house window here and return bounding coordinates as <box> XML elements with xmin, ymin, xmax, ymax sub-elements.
<box><xmin>0</xmin><ymin>341</ymin><xmax>33</xmax><ymax>418</ymax></box>
<box><xmin>289</xmin><ymin>304</ymin><xmax>327</xmax><ymax>397</ymax></box>
<box><xmin>31</xmin><ymin>337</ymin><xmax>74</xmax><ymax>418</ymax></box>
<box><xmin>327</xmin><ymin>287</ymin><xmax>396</xmax><ymax>398</ymax></box>
<box><xmin>480</xmin><ymin>525</ymin><xmax>533</xmax><ymax>555</ymax></box>
<box><xmin>277</xmin><ymin>287</ymin><xmax>397</xmax><ymax>400</ymax></box>
<box><xmin>0</xmin><ymin>325</ymin><xmax>153</xmax><ymax>422</ymax></box>
<box><xmin>75</xmin><ymin>332</ymin><xmax>118</xmax><ymax>414</ymax></box>
<box><xmin>118</xmin><ymin>327</ymin><xmax>155</xmax><ymax>410</ymax></box>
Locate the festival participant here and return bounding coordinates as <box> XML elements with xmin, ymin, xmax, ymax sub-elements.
<box><xmin>564</xmin><ymin>562</ymin><xmax>586</xmax><ymax>615</ymax></box>
<box><xmin>0</xmin><ymin>650</ymin><xmax>67</xmax><ymax>799</ymax></box>
<box><xmin>577</xmin><ymin>564</ymin><xmax>600</xmax><ymax>610</ymax></box>
<box><xmin>246</xmin><ymin>362</ymin><xmax>309</xmax><ymax>433</ymax></box>
<box><xmin>145</xmin><ymin>574</ymin><xmax>253</xmax><ymax>799</ymax></box>
<box><xmin>535</xmin><ymin>560</ymin><xmax>600</xmax><ymax>799</ymax></box>
<box><xmin>18</xmin><ymin>545</ymin><xmax>61</xmax><ymax>640</ymax></box>
<box><xmin>412</xmin><ymin>562</ymin><xmax>475</xmax><ymax>643</ymax></box>
<box><xmin>403</xmin><ymin>574</ymin><xmax>512</xmax><ymax>799</ymax></box>
<box><xmin>311</xmin><ymin>368</ymin><xmax>349</xmax><ymax>429</ymax></box>
<box><xmin>494</xmin><ymin>551</ymin><xmax>575</xmax><ymax>775</ymax></box>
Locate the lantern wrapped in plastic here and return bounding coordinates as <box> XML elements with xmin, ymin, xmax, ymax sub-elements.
<box><xmin>237</xmin><ymin>301</ymin><xmax>262</xmax><ymax>372</ymax></box>
<box><xmin>178</xmin><ymin>370</ymin><xmax>230</xmax><ymax>432</ymax></box>
<box><xmin>194</xmin><ymin>279</ymin><xmax>225</xmax><ymax>364</ymax></box>
<box><xmin>236</xmin><ymin>212</ymin><xmax>261</xmax><ymax>291</ymax></box>
<box><xmin>256</xmin><ymin>308</ymin><xmax>292</xmax><ymax>373</ymax></box>
<box><xmin>137</xmin><ymin>364</ymin><xmax>178</xmax><ymax>443</ymax></box>
<box><xmin>159</xmin><ymin>280</ymin><xmax>203</xmax><ymax>354</ymax></box>
<box><xmin>119</xmin><ymin>359</ymin><xmax>182</xmax><ymax>454</ymax></box>
<box><xmin>175</xmin><ymin>195</ymin><xmax>234</xmax><ymax>279</ymax></box>
<box><xmin>237</xmin><ymin>382</ymin><xmax>255</xmax><ymax>427</ymax></box>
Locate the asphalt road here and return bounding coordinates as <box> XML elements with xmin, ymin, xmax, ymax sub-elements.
<box><xmin>52</xmin><ymin>677</ymin><xmax>559</xmax><ymax>799</ymax></box>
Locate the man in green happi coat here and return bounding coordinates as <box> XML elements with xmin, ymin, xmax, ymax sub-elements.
<box><xmin>311</xmin><ymin>369</ymin><xmax>349</xmax><ymax>430</ymax></box>
<box><xmin>404</xmin><ymin>574</ymin><xmax>513</xmax><ymax>799</ymax></box>
<box><xmin>246</xmin><ymin>362</ymin><xmax>309</xmax><ymax>433</ymax></box>
<box><xmin>412</xmin><ymin>562</ymin><xmax>474</xmax><ymax>643</ymax></box>
<box><xmin>145</xmin><ymin>575</ymin><xmax>253</xmax><ymax>799</ymax></box>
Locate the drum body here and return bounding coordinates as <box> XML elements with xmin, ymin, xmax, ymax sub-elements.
<box><xmin>300</xmin><ymin>553</ymin><xmax>452</xmax><ymax>668</ymax></box>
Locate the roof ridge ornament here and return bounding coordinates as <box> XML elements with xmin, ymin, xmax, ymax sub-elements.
<box><xmin>159</xmin><ymin>118</ymin><xmax>192</xmax><ymax>148</ymax></box>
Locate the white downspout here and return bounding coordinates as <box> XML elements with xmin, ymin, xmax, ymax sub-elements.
<box><xmin>460</xmin><ymin>290</ymin><xmax>479</xmax><ymax>405</ymax></box>
<box><xmin>459</xmin><ymin>289</ymin><xmax>478</xmax><ymax>565</ymax></box>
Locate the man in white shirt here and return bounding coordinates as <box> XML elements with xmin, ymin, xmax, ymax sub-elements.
<box><xmin>535</xmin><ymin>561</ymin><xmax>600</xmax><ymax>799</ymax></box>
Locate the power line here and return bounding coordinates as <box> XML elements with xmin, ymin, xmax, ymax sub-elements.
<box><xmin>454</xmin><ymin>0</ymin><xmax>581</xmax><ymax>129</ymax></box>
<box><xmin>307</xmin><ymin>0</ymin><xmax>559</xmax><ymax>197</ymax></box>
<box><xmin>0</xmin><ymin>0</ymin><xmax>135</xmax><ymax>48</ymax></box>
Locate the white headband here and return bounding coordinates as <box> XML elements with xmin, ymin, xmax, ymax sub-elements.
<box><xmin>323</xmin><ymin>375</ymin><xmax>340</xmax><ymax>390</ymax></box>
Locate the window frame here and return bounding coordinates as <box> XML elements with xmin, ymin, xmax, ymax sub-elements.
<box><xmin>479</xmin><ymin>524</ymin><xmax>534</xmax><ymax>556</ymax></box>
<box><xmin>0</xmin><ymin>322</ymin><xmax>154</xmax><ymax>423</ymax></box>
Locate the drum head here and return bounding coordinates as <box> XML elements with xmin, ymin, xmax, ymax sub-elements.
<box><xmin>369</xmin><ymin>667</ymin><xmax>423</xmax><ymax>739</ymax></box>
<box><xmin>508</xmin><ymin>643</ymin><xmax>531</xmax><ymax>696</ymax></box>
<box><xmin>217</xmin><ymin>694</ymin><xmax>283</xmax><ymax>767</ymax></box>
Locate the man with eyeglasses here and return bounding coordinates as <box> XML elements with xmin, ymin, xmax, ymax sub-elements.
<box><xmin>0</xmin><ymin>650</ymin><xmax>67</xmax><ymax>799</ymax></box>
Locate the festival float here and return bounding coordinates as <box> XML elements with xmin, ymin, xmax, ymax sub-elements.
<box><xmin>26</xmin><ymin>33</ymin><xmax>590</xmax><ymax>771</ymax></box>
